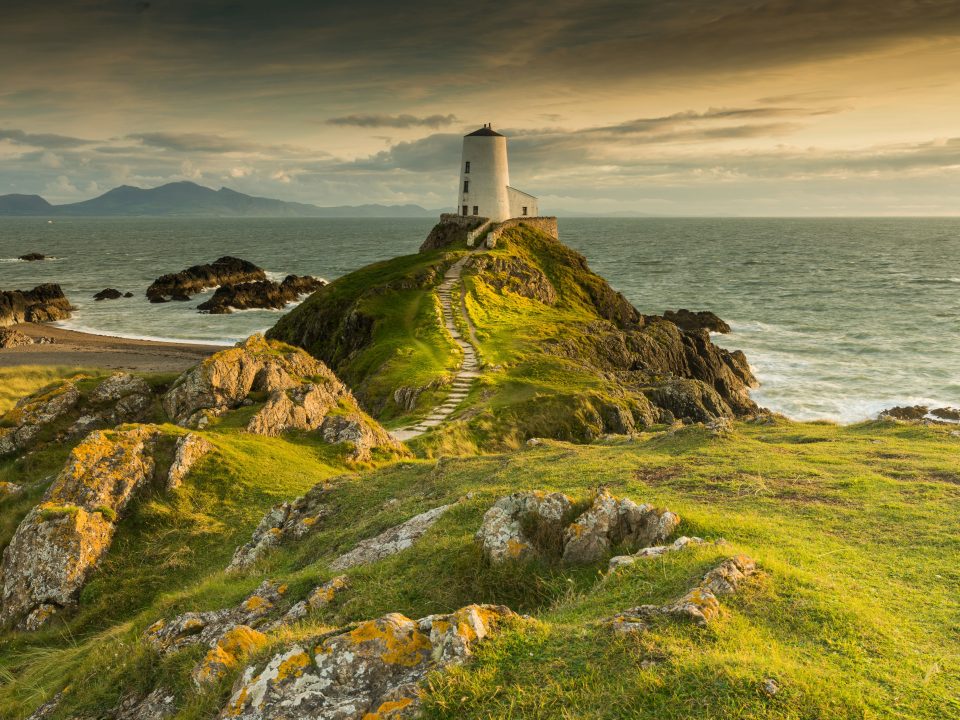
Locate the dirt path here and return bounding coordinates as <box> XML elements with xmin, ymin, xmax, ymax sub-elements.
<box><xmin>392</xmin><ymin>254</ymin><xmax>482</xmax><ymax>441</ymax></box>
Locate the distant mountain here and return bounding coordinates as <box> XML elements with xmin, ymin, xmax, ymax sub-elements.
<box><xmin>0</xmin><ymin>181</ymin><xmax>436</xmax><ymax>218</ymax></box>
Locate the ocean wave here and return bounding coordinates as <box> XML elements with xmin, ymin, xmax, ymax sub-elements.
<box><xmin>51</xmin><ymin>321</ymin><xmax>234</xmax><ymax>346</ymax></box>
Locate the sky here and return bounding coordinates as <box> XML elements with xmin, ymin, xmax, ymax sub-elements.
<box><xmin>2</xmin><ymin>0</ymin><xmax>960</xmax><ymax>215</ymax></box>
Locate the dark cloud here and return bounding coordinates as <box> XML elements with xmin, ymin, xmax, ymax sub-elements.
<box><xmin>126</xmin><ymin>132</ymin><xmax>263</xmax><ymax>153</ymax></box>
<box><xmin>327</xmin><ymin>114</ymin><xmax>459</xmax><ymax>129</ymax></box>
<box><xmin>0</xmin><ymin>128</ymin><xmax>94</xmax><ymax>149</ymax></box>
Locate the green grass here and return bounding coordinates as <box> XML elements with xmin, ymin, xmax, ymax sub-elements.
<box><xmin>0</xmin><ymin>367</ymin><xmax>93</xmax><ymax>415</ymax></box>
<box><xmin>1</xmin><ymin>412</ymin><xmax>957</xmax><ymax>719</ymax></box>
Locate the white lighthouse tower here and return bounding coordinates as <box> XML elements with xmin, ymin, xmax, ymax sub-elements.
<box><xmin>458</xmin><ymin>124</ymin><xmax>538</xmax><ymax>222</ymax></box>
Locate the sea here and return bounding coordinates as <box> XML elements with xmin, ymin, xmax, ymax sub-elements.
<box><xmin>1</xmin><ymin>217</ymin><xmax>958</xmax><ymax>423</ymax></box>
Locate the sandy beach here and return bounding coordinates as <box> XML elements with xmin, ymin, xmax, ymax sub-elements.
<box><xmin>0</xmin><ymin>323</ymin><xmax>224</xmax><ymax>373</ymax></box>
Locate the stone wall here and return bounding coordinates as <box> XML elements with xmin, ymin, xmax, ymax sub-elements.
<box><xmin>484</xmin><ymin>217</ymin><xmax>559</xmax><ymax>248</ymax></box>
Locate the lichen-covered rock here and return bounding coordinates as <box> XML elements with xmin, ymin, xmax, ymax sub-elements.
<box><xmin>0</xmin><ymin>480</ymin><xmax>23</xmax><ymax>497</ymax></box>
<box><xmin>319</xmin><ymin>412</ymin><xmax>402</xmax><ymax>461</ymax></box>
<box><xmin>604</xmin><ymin>555</ymin><xmax>757</xmax><ymax>633</ymax></box>
<box><xmin>0</xmin><ymin>380</ymin><xmax>80</xmax><ymax>456</ymax></box>
<box><xmin>280</xmin><ymin>575</ymin><xmax>349</xmax><ymax>624</ymax></box>
<box><xmin>608</xmin><ymin>536</ymin><xmax>706</xmax><ymax>571</ymax></box>
<box><xmin>193</xmin><ymin>625</ymin><xmax>269</xmax><ymax>687</ymax></box>
<box><xmin>0</xmin><ymin>425</ymin><xmax>165</xmax><ymax>628</ymax></box>
<box><xmin>166</xmin><ymin>433</ymin><xmax>213</xmax><ymax>490</ymax></box>
<box><xmin>112</xmin><ymin>687</ymin><xmax>178</xmax><ymax>720</ymax></box>
<box><xmin>0</xmin><ymin>327</ymin><xmax>34</xmax><ymax>347</ymax></box>
<box><xmin>227</xmin><ymin>482</ymin><xmax>336</xmax><ymax>571</ymax></box>
<box><xmin>561</xmin><ymin>489</ymin><xmax>680</xmax><ymax>565</ymax></box>
<box><xmin>478</xmin><ymin>490</ymin><xmax>680</xmax><ymax>566</ymax></box>
<box><xmin>145</xmin><ymin>580</ymin><xmax>286</xmax><ymax>655</ymax></box>
<box><xmin>0</xmin><ymin>283</ymin><xmax>73</xmax><ymax>326</ymax></box>
<box><xmin>66</xmin><ymin>372</ymin><xmax>155</xmax><ymax>437</ymax></box>
<box><xmin>219</xmin><ymin>604</ymin><xmax>514</xmax><ymax>720</ymax></box>
<box><xmin>476</xmin><ymin>491</ymin><xmax>573</xmax><ymax>563</ymax></box>
<box><xmin>246</xmin><ymin>383</ymin><xmax>343</xmax><ymax>437</ymax></box>
<box><xmin>330</xmin><ymin>504</ymin><xmax>453</xmax><ymax>571</ymax></box>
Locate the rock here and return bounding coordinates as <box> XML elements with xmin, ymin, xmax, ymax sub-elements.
<box><xmin>330</xmin><ymin>505</ymin><xmax>453</xmax><ymax>571</ymax></box>
<box><xmin>478</xmin><ymin>490</ymin><xmax>679</xmax><ymax>566</ymax></box>
<box><xmin>124</xmin><ymin>292</ymin><xmax>134</xmax><ymax>298</ymax></box>
<box><xmin>164</xmin><ymin>334</ymin><xmax>400</xmax><ymax>457</ymax></box>
<box><xmin>476</xmin><ymin>491</ymin><xmax>573</xmax><ymax>563</ymax></box>
<box><xmin>663</xmin><ymin>309</ymin><xmax>732</xmax><ymax>334</ymax></box>
<box><xmin>279</xmin><ymin>575</ymin><xmax>349</xmax><ymax>625</ymax></box>
<box><xmin>930</xmin><ymin>407</ymin><xmax>960</xmax><ymax>421</ymax></box>
<box><xmin>0</xmin><ymin>480</ymin><xmax>23</xmax><ymax>497</ymax></box>
<box><xmin>228</xmin><ymin>482</ymin><xmax>336</xmax><ymax>571</ymax></box>
<box><xmin>94</xmin><ymin>288</ymin><xmax>124</xmax><ymax>301</ymax></box>
<box><xmin>880</xmin><ymin>405</ymin><xmax>929</xmax><ymax>421</ymax></box>
<box><xmin>419</xmin><ymin>217</ymin><xmax>487</xmax><ymax>252</ymax></box>
<box><xmin>762</xmin><ymin>678</ymin><xmax>780</xmax><ymax>697</ymax></box>
<box><xmin>145</xmin><ymin>580</ymin><xmax>286</xmax><ymax>655</ymax></box>
<box><xmin>0</xmin><ymin>327</ymin><xmax>33</xmax><ymax>347</ymax></box>
<box><xmin>0</xmin><ymin>380</ymin><xmax>80</xmax><ymax>457</ymax></box>
<box><xmin>25</xmin><ymin>692</ymin><xmax>62</xmax><ymax>720</ymax></box>
<box><xmin>198</xmin><ymin>275</ymin><xmax>326</xmax><ymax>314</ymax></box>
<box><xmin>112</xmin><ymin>687</ymin><xmax>178</xmax><ymax>720</ymax></box>
<box><xmin>608</xmin><ymin>536</ymin><xmax>706</xmax><ymax>571</ymax></box>
<box><xmin>604</xmin><ymin>555</ymin><xmax>757</xmax><ymax>633</ymax></box>
<box><xmin>469</xmin><ymin>254</ymin><xmax>557</xmax><ymax>305</ymax></box>
<box><xmin>0</xmin><ymin>426</ymin><xmax>168</xmax><ymax>628</ymax></box>
<box><xmin>166</xmin><ymin>433</ymin><xmax>213</xmax><ymax>489</ymax></box>
<box><xmin>193</xmin><ymin>625</ymin><xmax>269</xmax><ymax>687</ymax></box>
<box><xmin>66</xmin><ymin>372</ymin><xmax>155</xmax><ymax>437</ymax></box>
<box><xmin>91</xmin><ymin>372</ymin><xmax>152</xmax><ymax>404</ymax></box>
<box><xmin>0</xmin><ymin>283</ymin><xmax>73</xmax><ymax>326</ymax></box>
<box><xmin>706</xmin><ymin>416</ymin><xmax>733</xmax><ymax>436</ymax></box>
<box><xmin>146</xmin><ymin>256</ymin><xmax>266</xmax><ymax>303</ymax></box>
<box><xmin>18</xmin><ymin>253</ymin><xmax>48</xmax><ymax>262</ymax></box>
<box><xmin>561</xmin><ymin>489</ymin><xmax>680</xmax><ymax>565</ymax></box>
<box><xmin>220</xmin><ymin>604</ymin><xmax>515</xmax><ymax>720</ymax></box>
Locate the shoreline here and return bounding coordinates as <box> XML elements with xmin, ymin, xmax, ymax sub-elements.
<box><xmin>0</xmin><ymin>323</ymin><xmax>223</xmax><ymax>373</ymax></box>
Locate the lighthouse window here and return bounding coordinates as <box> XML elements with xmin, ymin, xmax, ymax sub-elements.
<box><xmin>472</xmin><ymin>206</ymin><xmax>479</xmax><ymax>215</ymax></box>
<box><xmin>522</xmin><ymin>206</ymin><xmax>528</xmax><ymax>215</ymax></box>
<box><xmin>462</xmin><ymin>205</ymin><xmax>468</xmax><ymax>216</ymax></box>
<box><xmin>463</xmin><ymin>180</ymin><xmax>469</xmax><ymax>193</ymax></box>
<box><xmin>465</xmin><ymin>161</ymin><xmax>470</xmax><ymax>173</ymax></box>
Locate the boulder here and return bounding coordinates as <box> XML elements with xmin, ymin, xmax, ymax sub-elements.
<box><xmin>478</xmin><ymin>490</ymin><xmax>680</xmax><ymax>566</ymax></box>
<box><xmin>663</xmin><ymin>309</ymin><xmax>732</xmax><ymax>334</ymax></box>
<box><xmin>219</xmin><ymin>604</ymin><xmax>515</xmax><ymax>720</ymax></box>
<box><xmin>280</xmin><ymin>575</ymin><xmax>349</xmax><ymax>624</ymax></box>
<box><xmin>0</xmin><ymin>426</ymin><xmax>168</xmax><ymax>628</ymax></box>
<box><xmin>0</xmin><ymin>327</ymin><xmax>33</xmax><ymax>348</ymax></box>
<box><xmin>0</xmin><ymin>379</ymin><xmax>80</xmax><ymax>457</ymax></box>
<box><xmin>0</xmin><ymin>481</ymin><xmax>23</xmax><ymax>497</ymax></box>
<box><xmin>561</xmin><ymin>489</ymin><xmax>680</xmax><ymax>565</ymax></box>
<box><xmin>0</xmin><ymin>284</ymin><xmax>73</xmax><ymax>326</ymax></box>
<box><xmin>67</xmin><ymin>372</ymin><xmax>155</xmax><ymax>438</ymax></box>
<box><xmin>931</xmin><ymin>407</ymin><xmax>960</xmax><ymax>421</ymax></box>
<box><xmin>197</xmin><ymin>275</ymin><xmax>326</xmax><ymax>314</ymax></box>
<box><xmin>228</xmin><ymin>481</ymin><xmax>336</xmax><ymax>571</ymax></box>
<box><xmin>111</xmin><ymin>688</ymin><xmax>178</xmax><ymax>720</ymax></box>
<box><xmin>18</xmin><ymin>253</ymin><xmax>48</xmax><ymax>262</ymax></box>
<box><xmin>880</xmin><ymin>405</ymin><xmax>929</xmax><ymax>421</ymax></box>
<box><xmin>608</xmin><ymin>535</ymin><xmax>706</xmax><ymax>571</ymax></box>
<box><xmin>146</xmin><ymin>256</ymin><xmax>266</xmax><ymax>303</ymax></box>
<box><xmin>329</xmin><ymin>504</ymin><xmax>453</xmax><ymax>571</ymax></box>
<box><xmin>166</xmin><ymin>433</ymin><xmax>213</xmax><ymax>490</ymax></box>
<box><xmin>94</xmin><ymin>288</ymin><xmax>124</xmax><ymax>301</ymax></box>
<box><xmin>604</xmin><ymin>555</ymin><xmax>757</xmax><ymax>633</ymax></box>
<box><xmin>145</xmin><ymin>580</ymin><xmax>286</xmax><ymax>656</ymax></box>
<box><xmin>476</xmin><ymin>491</ymin><xmax>573</xmax><ymax>563</ymax></box>
<box><xmin>193</xmin><ymin>625</ymin><xmax>269</xmax><ymax>687</ymax></box>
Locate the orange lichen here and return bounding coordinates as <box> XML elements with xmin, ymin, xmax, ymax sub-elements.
<box><xmin>347</xmin><ymin>616</ymin><xmax>432</xmax><ymax>667</ymax></box>
<box><xmin>242</xmin><ymin>595</ymin><xmax>272</xmax><ymax>613</ymax></box>
<box><xmin>363</xmin><ymin>697</ymin><xmax>414</xmax><ymax>719</ymax></box>
<box><xmin>276</xmin><ymin>650</ymin><xmax>312</xmax><ymax>681</ymax></box>
<box><xmin>506</xmin><ymin>538</ymin><xmax>527</xmax><ymax>557</ymax></box>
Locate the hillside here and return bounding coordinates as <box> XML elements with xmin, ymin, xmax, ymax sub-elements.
<box><xmin>0</xmin><ymin>226</ymin><xmax>957</xmax><ymax>720</ymax></box>
<box><xmin>0</xmin><ymin>182</ymin><xmax>435</xmax><ymax>218</ymax></box>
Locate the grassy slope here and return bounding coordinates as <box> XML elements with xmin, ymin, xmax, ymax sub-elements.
<box><xmin>1</xmin><ymin>396</ymin><xmax>957</xmax><ymax>718</ymax></box>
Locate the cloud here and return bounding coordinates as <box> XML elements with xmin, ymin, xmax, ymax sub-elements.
<box><xmin>0</xmin><ymin>128</ymin><xmax>93</xmax><ymax>149</ymax></box>
<box><xmin>327</xmin><ymin>114</ymin><xmax>459</xmax><ymax>129</ymax></box>
<box><xmin>127</xmin><ymin>132</ymin><xmax>262</xmax><ymax>154</ymax></box>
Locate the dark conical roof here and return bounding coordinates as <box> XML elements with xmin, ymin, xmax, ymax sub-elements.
<box><xmin>466</xmin><ymin>125</ymin><xmax>504</xmax><ymax>137</ymax></box>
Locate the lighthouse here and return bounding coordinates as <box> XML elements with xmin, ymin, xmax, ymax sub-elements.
<box><xmin>458</xmin><ymin>124</ymin><xmax>538</xmax><ymax>222</ymax></box>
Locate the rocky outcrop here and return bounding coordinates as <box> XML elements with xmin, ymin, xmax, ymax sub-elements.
<box><xmin>68</xmin><ymin>372</ymin><xmax>155</xmax><ymax>438</ymax></box>
<box><xmin>0</xmin><ymin>284</ymin><xmax>73</xmax><ymax>326</ymax></box>
<box><xmin>469</xmin><ymin>254</ymin><xmax>557</xmax><ymax>305</ymax></box>
<box><xmin>0</xmin><ymin>379</ymin><xmax>80</xmax><ymax>457</ymax></box>
<box><xmin>219</xmin><ymin>604</ymin><xmax>515</xmax><ymax>720</ymax></box>
<box><xmin>880</xmin><ymin>405</ymin><xmax>960</xmax><ymax>423</ymax></box>
<box><xmin>477</xmin><ymin>490</ymin><xmax>679</xmax><ymax>566</ymax></box>
<box><xmin>0</xmin><ymin>426</ymin><xmax>172</xmax><ymax>628</ymax></box>
<box><xmin>94</xmin><ymin>288</ymin><xmax>124</xmax><ymax>301</ymax></box>
<box><xmin>608</xmin><ymin>535</ymin><xmax>707</xmax><ymax>571</ymax></box>
<box><xmin>163</xmin><ymin>334</ymin><xmax>400</xmax><ymax>458</ymax></box>
<box><xmin>197</xmin><ymin>275</ymin><xmax>326</xmax><ymax>314</ymax></box>
<box><xmin>18</xmin><ymin>253</ymin><xmax>48</xmax><ymax>262</ymax></box>
<box><xmin>0</xmin><ymin>327</ymin><xmax>34</xmax><ymax>347</ymax></box>
<box><xmin>146</xmin><ymin>256</ymin><xmax>266</xmax><ymax>303</ymax></box>
<box><xmin>193</xmin><ymin>625</ymin><xmax>269</xmax><ymax>687</ymax></box>
<box><xmin>111</xmin><ymin>688</ymin><xmax>178</xmax><ymax>720</ymax></box>
<box><xmin>330</xmin><ymin>504</ymin><xmax>453</xmax><ymax>571</ymax></box>
<box><xmin>604</xmin><ymin>555</ymin><xmax>758</xmax><ymax>633</ymax></box>
<box><xmin>280</xmin><ymin>575</ymin><xmax>349</xmax><ymax>624</ymax></box>
<box><xmin>166</xmin><ymin>433</ymin><xmax>213</xmax><ymax>490</ymax></box>
<box><xmin>419</xmin><ymin>216</ymin><xmax>486</xmax><ymax>252</ymax></box>
<box><xmin>228</xmin><ymin>481</ymin><xmax>336</xmax><ymax>571</ymax></box>
<box><xmin>664</xmin><ymin>309</ymin><xmax>732</xmax><ymax>334</ymax></box>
